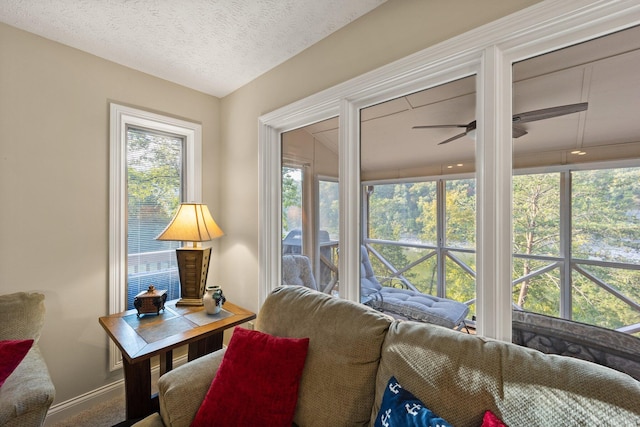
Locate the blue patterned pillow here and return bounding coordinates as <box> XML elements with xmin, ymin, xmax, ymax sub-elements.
<box><xmin>375</xmin><ymin>376</ymin><xmax>452</xmax><ymax>427</ymax></box>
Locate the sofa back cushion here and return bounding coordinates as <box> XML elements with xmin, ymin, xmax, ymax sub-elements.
<box><xmin>0</xmin><ymin>292</ymin><xmax>45</xmax><ymax>342</ymax></box>
<box><xmin>374</xmin><ymin>321</ymin><xmax>640</xmax><ymax>426</ymax></box>
<box><xmin>256</xmin><ymin>286</ymin><xmax>391</xmax><ymax>427</ymax></box>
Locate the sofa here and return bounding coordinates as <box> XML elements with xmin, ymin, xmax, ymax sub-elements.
<box><xmin>0</xmin><ymin>292</ymin><xmax>55</xmax><ymax>427</ymax></box>
<box><xmin>134</xmin><ymin>286</ymin><xmax>640</xmax><ymax>426</ymax></box>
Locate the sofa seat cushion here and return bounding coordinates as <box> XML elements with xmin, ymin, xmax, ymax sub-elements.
<box><xmin>257</xmin><ymin>286</ymin><xmax>392</xmax><ymax>427</ymax></box>
<box><xmin>365</xmin><ymin>288</ymin><xmax>469</xmax><ymax>328</ymax></box>
<box><xmin>373</xmin><ymin>321</ymin><xmax>640</xmax><ymax>426</ymax></box>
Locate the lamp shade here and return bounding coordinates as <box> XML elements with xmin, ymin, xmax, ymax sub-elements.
<box><xmin>156</xmin><ymin>203</ymin><xmax>224</xmax><ymax>242</ymax></box>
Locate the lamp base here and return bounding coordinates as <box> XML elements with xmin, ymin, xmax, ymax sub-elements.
<box><xmin>175</xmin><ymin>246</ymin><xmax>212</xmax><ymax>306</ymax></box>
<box><xmin>175</xmin><ymin>298</ymin><xmax>206</xmax><ymax>307</ymax></box>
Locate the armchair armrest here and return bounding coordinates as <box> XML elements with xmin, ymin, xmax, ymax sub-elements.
<box><xmin>0</xmin><ymin>346</ymin><xmax>55</xmax><ymax>427</ymax></box>
<box><xmin>157</xmin><ymin>348</ymin><xmax>226</xmax><ymax>427</ymax></box>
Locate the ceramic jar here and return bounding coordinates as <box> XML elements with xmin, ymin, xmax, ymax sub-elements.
<box><xmin>203</xmin><ymin>285</ymin><xmax>226</xmax><ymax>314</ymax></box>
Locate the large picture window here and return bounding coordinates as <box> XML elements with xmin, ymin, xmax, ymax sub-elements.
<box><xmin>259</xmin><ymin>2</ymin><xmax>640</xmax><ymax>341</ymax></box>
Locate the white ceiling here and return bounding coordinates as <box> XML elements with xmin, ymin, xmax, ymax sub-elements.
<box><xmin>0</xmin><ymin>0</ymin><xmax>386</xmax><ymax>97</ymax></box>
<box><xmin>298</xmin><ymin>25</ymin><xmax>640</xmax><ymax>178</ymax></box>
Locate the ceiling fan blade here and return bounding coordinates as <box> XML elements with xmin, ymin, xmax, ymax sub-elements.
<box><xmin>512</xmin><ymin>126</ymin><xmax>528</xmax><ymax>138</ymax></box>
<box><xmin>437</xmin><ymin>132</ymin><xmax>468</xmax><ymax>145</ymax></box>
<box><xmin>513</xmin><ymin>102</ymin><xmax>588</xmax><ymax>124</ymax></box>
<box><xmin>413</xmin><ymin>124</ymin><xmax>467</xmax><ymax>129</ymax></box>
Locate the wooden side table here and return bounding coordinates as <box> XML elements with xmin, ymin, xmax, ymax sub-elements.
<box><xmin>99</xmin><ymin>300</ymin><xmax>255</xmax><ymax>420</ymax></box>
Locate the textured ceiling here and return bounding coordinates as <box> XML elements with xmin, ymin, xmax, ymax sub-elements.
<box><xmin>0</xmin><ymin>0</ymin><xmax>386</xmax><ymax>97</ymax></box>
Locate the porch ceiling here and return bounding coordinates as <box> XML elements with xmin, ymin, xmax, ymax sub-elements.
<box><xmin>300</xmin><ymin>25</ymin><xmax>640</xmax><ymax>178</ymax></box>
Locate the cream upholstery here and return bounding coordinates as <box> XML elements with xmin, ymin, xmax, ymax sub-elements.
<box><xmin>0</xmin><ymin>292</ymin><xmax>55</xmax><ymax>427</ymax></box>
<box><xmin>134</xmin><ymin>286</ymin><xmax>640</xmax><ymax>427</ymax></box>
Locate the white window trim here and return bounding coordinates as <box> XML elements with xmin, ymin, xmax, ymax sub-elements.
<box><xmin>258</xmin><ymin>0</ymin><xmax>640</xmax><ymax>341</ymax></box>
<box><xmin>109</xmin><ymin>103</ymin><xmax>202</xmax><ymax>371</ymax></box>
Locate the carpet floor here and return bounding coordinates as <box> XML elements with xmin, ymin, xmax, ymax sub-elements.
<box><xmin>49</xmin><ymin>394</ymin><xmax>133</xmax><ymax>427</ymax></box>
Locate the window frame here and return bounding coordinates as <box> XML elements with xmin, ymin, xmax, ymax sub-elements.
<box><xmin>109</xmin><ymin>103</ymin><xmax>202</xmax><ymax>371</ymax></box>
<box><xmin>258</xmin><ymin>0</ymin><xmax>640</xmax><ymax>341</ymax></box>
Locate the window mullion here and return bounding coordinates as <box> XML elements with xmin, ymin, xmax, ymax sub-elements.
<box><xmin>437</xmin><ymin>179</ymin><xmax>446</xmax><ymax>298</ymax></box>
<box><xmin>476</xmin><ymin>45</ymin><xmax>513</xmax><ymax>341</ymax></box>
<box><xmin>559</xmin><ymin>171</ymin><xmax>572</xmax><ymax>319</ymax></box>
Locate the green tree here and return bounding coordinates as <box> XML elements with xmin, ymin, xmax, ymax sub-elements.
<box><xmin>368</xmin><ymin>184</ymin><xmax>415</xmax><ymax>282</ymax></box>
<box><xmin>281</xmin><ymin>167</ymin><xmax>302</xmax><ymax>237</ymax></box>
<box><xmin>512</xmin><ymin>173</ymin><xmax>559</xmax><ymax>311</ymax></box>
<box><xmin>126</xmin><ymin>129</ymin><xmax>182</xmax><ymax>253</ymax></box>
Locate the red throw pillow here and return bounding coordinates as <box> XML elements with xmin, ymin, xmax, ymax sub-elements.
<box><xmin>482</xmin><ymin>410</ymin><xmax>508</xmax><ymax>427</ymax></box>
<box><xmin>0</xmin><ymin>339</ymin><xmax>33</xmax><ymax>388</ymax></box>
<box><xmin>191</xmin><ymin>327</ymin><xmax>309</xmax><ymax>427</ymax></box>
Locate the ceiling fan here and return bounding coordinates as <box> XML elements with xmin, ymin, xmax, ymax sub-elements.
<box><xmin>412</xmin><ymin>102</ymin><xmax>588</xmax><ymax>145</ymax></box>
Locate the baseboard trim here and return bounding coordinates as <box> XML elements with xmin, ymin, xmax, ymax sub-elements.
<box><xmin>45</xmin><ymin>354</ymin><xmax>189</xmax><ymax>426</ymax></box>
<box><xmin>44</xmin><ymin>379</ymin><xmax>124</xmax><ymax>425</ymax></box>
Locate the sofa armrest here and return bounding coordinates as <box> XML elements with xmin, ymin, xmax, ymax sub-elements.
<box><xmin>157</xmin><ymin>348</ymin><xmax>226</xmax><ymax>427</ymax></box>
<box><xmin>132</xmin><ymin>412</ymin><xmax>165</xmax><ymax>427</ymax></box>
<box><xmin>0</xmin><ymin>346</ymin><xmax>55</xmax><ymax>427</ymax></box>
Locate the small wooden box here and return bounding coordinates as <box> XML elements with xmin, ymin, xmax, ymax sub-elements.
<box><xmin>134</xmin><ymin>285</ymin><xmax>167</xmax><ymax>317</ymax></box>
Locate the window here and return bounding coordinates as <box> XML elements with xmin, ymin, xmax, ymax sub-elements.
<box><xmin>318</xmin><ymin>177</ymin><xmax>339</xmax><ymax>293</ymax></box>
<box><xmin>126</xmin><ymin>127</ymin><xmax>183</xmax><ymax>309</ymax></box>
<box><xmin>282</xmin><ymin>166</ymin><xmax>303</xmax><ymax>246</ymax></box>
<box><xmin>363</xmin><ymin>166</ymin><xmax>640</xmax><ymax>335</ymax></box>
<box><xmin>363</xmin><ymin>178</ymin><xmax>477</xmax><ymax>318</ymax></box>
<box><xmin>259</xmin><ymin>2</ymin><xmax>640</xmax><ymax>340</ymax></box>
<box><xmin>109</xmin><ymin>103</ymin><xmax>201</xmax><ymax>370</ymax></box>
<box><xmin>280</xmin><ymin>117</ymin><xmax>341</xmax><ymax>295</ymax></box>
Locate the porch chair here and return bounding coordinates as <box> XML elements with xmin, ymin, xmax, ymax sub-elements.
<box><xmin>282</xmin><ymin>254</ymin><xmax>318</xmax><ymax>291</ymax></box>
<box><xmin>360</xmin><ymin>246</ymin><xmax>469</xmax><ymax>329</ymax></box>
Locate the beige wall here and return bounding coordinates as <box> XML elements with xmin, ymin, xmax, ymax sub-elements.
<box><xmin>0</xmin><ymin>0</ymin><xmax>541</xmax><ymax>418</ymax></box>
<box><xmin>0</xmin><ymin>23</ymin><xmax>221</xmax><ymax>404</ymax></box>
<box><xmin>217</xmin><ymin>0</ymin><xmax>541</xmax><ymax>310</ymax></box>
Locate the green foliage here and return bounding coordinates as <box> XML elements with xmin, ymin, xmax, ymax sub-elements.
<box><xmin>445</xmin><ymin>179</ymin><xmax>476</xmax><ymax>248</ymax></box>
<box><xmin>366</xmin><ymin>167</ymin><xmax>640</xmax><ymax>331</ymax></box>
<box><xmin>319</xmin><ymin>180</ymin><xmax>339</xmax><ymax>239</ymax></box>
<box><xmin>127</xmin><ymin>130</ymin><xmax>181</xmax><ymax>216</ymax></box>
<box><xmin>512</xmin><ymin>173</ymin><xmax>560</xmax><ymax>256</ymax></box>
<box><xmin>282</xmin><ymin>167</ymin><xmax>302</xmax><ymax>237</ymax></box>
<box><xmin>573</xmin><ymin>168</ymin><xmax>640</xmax><ymax>261</ymax></box>
<box><xmin>126</xmin><ymin>128</ymin><xmax>183</xmax><ymax>254</ymax></box>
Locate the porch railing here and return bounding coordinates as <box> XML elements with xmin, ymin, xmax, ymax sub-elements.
<box><xmin>363</xmin><ymin>238</ymin><xmax>640</xmax><ymax>335</ymax></box>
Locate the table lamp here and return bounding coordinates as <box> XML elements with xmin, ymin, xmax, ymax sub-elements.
<box><xmin>156</xmin><ymin>203</ymin><xmax>224</xmax><ymax>306</ymax></box>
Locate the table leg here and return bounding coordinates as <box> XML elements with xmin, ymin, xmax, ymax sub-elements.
<box><xmin>188</xmin><ymin>331</ymin><xmax>224</xmax><ymax>361</ymax></box>
<box><xmin>159</xmin><ymin>349</ymin><xmax>173</xmax><ymax>376</ymax></box>
<box><xmin>122</xmin><ymin>356</ymin><xmax>158</xmax><ymax>420</ymax></box>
